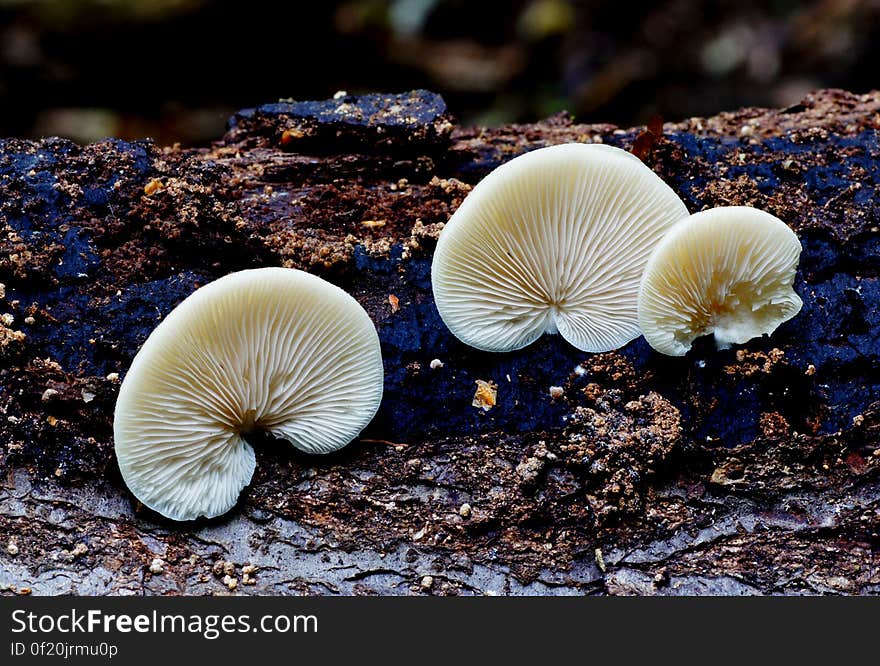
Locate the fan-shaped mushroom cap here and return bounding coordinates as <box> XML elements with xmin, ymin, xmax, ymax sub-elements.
<box><xmin>113</xmin><ymin>267</ymin><xmax>384</xmax><ymax>521</ymax></box>
<box><xmin>638</xmin><ymin>206</ymin><xmax>802</xmax><ymax>356</ymax></box>
<box><xmin>431</xmin><ymin>143</ymin><xmax>689</xmax><ymax>353</ymax></box>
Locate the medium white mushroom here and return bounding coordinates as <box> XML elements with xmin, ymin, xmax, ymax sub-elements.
<box><xmin>113</xmin><ymin>267</ymin><xmax>384</xmax><ymax>521</ymax></box>
<box><xmin>638</xmin><ymin>206</ymin><xmax>802</xmax><ymax>356</ymax></box>
<box><xmin>431</xmin><ymin>143</ymin><xmax>689</xmax><ymax>353</ymax></box>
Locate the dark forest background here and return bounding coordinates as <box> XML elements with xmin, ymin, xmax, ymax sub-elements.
<box><xmin>1</xmin><ymin>0</ymin><xmax>878</xmax><ymax>144</ymax></box>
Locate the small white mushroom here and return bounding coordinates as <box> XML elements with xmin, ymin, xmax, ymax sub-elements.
<box><xmin>638</xmin><ymin>206</ymin><xmax>802</xmax><ymax>356</ymax></box>
<box><xmin>431</xmin><ymin>143</ymin><xmax>689</xmax><ymax>352</ymax></box>
<box><xmin>114</xmin><ymin>267</ymin><xmax>384</xmax><ymax>521</ymax></box>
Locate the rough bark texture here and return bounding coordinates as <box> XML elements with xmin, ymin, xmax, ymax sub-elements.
<box><xmin>1</xmin><ymin>89</ymin><xmax>878</xmax><ymax>596</ymax></box>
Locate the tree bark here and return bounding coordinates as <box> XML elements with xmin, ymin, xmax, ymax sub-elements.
<box><xmin>0</xmin><ymin>89</ymin><xmax>878</xmax><ymax>595</ymax></box>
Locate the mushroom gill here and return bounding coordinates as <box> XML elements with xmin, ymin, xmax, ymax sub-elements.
<box><xmin>638</xmin><ymin>206</ymin><xmax>803</xmax><ymax>356</ymax></box>
<box><xmin>113</xmin><ymin>267</ymin><xmax>384</xmax><ymax>521</ymax></box>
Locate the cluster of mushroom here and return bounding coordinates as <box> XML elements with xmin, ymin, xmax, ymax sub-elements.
<box><xmin>114</xmin><ymin>142</ymin><xmax>802</xmax><ymax>522</ymax></box>
<box><xmin>431</xmin><ymin>142</ymin><xmax>802</xmax><ymax>357</ymax></box>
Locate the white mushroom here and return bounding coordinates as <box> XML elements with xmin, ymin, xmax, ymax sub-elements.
<box><xmin>638</xmin><ymin>206</ymin><xmax>802</xmax><ymax>356</ymax></box>
<box><xmin>113</xmin><ymin>267</ymin><xmax>384</xmax><ymax>521</ymax></box>
<box><xmin>431</xmin><ymin>143</ymin><xmax>689</xmax><ymax>353</ymax></box>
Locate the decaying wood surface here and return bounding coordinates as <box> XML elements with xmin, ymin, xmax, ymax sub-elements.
<box><xmin>1</xmin><ymin>89</ymin><xmax>878</xmax><ymax>595</ymax></box>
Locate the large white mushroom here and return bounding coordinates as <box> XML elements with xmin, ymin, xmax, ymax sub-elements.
<box><xmin>113</xmin><ymin>267</ymin><xmax>384</xmax><ymax>521</ymax></box>
<box><xmin>638</xmin><ymin>206</ymin><xmax>803</xmax><ymax>356</ymax></box>
<box><xmin>431</xmin><ymin>143</ymin><xmax>689</xmax><ymax>353</ymax></box>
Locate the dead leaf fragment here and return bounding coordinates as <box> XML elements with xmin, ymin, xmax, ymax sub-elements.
<box><xmin>472</xmin><ymin>380</ymin><xmax>497</xmax><ymax>411</ymax></box>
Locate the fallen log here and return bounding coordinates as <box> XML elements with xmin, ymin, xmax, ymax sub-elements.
<box><xmin>0</xmin><ymin>89</ymin><xmax>878</xmax><ymax>595</ymax></box>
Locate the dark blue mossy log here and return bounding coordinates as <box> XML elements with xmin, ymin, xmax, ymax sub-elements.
<box><xmin>0</xmin><ymin>90</ymin><xmax>878</xmax><ymax>595</ymax></box>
